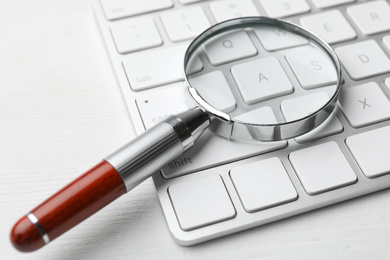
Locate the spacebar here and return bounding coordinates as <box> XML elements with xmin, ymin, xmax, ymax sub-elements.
<box><xmin>161</xmin><ymin>131</ymin><xmax>287</xmax><ymax>179</ymax></box>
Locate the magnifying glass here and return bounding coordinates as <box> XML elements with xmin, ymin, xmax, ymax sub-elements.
<box><xmin>11</xmin><ymin>17</ymin><xmax>341</xmax><ymax>252</ymax></box>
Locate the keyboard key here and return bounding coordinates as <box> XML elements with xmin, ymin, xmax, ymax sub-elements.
<box><xmin>338</xmin><ymin>82</ymin><xmax>390</xmax><ymax>128</ymax></box>
<box><xmin>168</xmin><ymin>174</ymin><xmax>236</xmax><ymax>231</ymax></box>
<box><xmin>136</xmin><ymin>84</ymin><xmax>193</xmax><ymax>129</ymax></box>
<box><xmin>258</xmin><ymin>0</ymin><xmax>310</xmax><ymax>18</ymax></box>
<box><xmin>231</xmin><ymin>57</ymin><xmax>293</xmax><ymax>105</ymax></box>
<box><xmin>123</xmin><ymin>45</ymin><xmax>187</xmax><ymax>91</ymax></box>
<box><xmin>189</xmin><ymin>71</ymin><xmax>236</xmax><ymax>113</ymax></box>
<box><xmin>286</xmin><ymin>47</ymin><xmax>338</xmax><ymax>89</ymax></box>
<box><xmin>300</xmin><ymin>10</ymin><xmax>356</xmax><ymax>44</ymax></box>
<box><xmin>385</xmin><ymin>77</ymin><xmax>390</xmax><ymax>92</ymax></box>
<box><xmin>209</xmin><ymin>0</ymin><xmax>261</xmax><ymax>23</ymax></box>
<box><xmin>346</xmin><ymin>125</ymin><xmax>390</xmax><ymax>178</ymax></box>
<box><xmin>161</xmin><ymin>7</ymin><xmax>210</xmax><ymax>42</ymax></box>
<box><xmin>281</xmin><ymin>92</ymin><xmax>330</xmax><ymax>122</ymax></box>
<box><xmin>311</xmin><ymin>0</ymin><xmax>355</xmax><ymax>9</ymax></box>
<box><xmin>230</xmin><ymin>157</ymin><xmax>298</xmax><ymax>213</ymax></box>
<box><xmin>233</xmin><ymin>106</ymin><xmax>277</xmax><ymax>125</ymax></box>
<box><xmin>179</xmin><ymin>0</ymin><xmax>205</xmax><ymax>4</ymax></box>
<box><xmin>289</xmin><ymin>142</ymin><xmax>357</xmax><ymax>195</ymax></box>
<box><xmin>203</xmin><ymin>30</ymin><xmax>257</xmax><ymax>66</ymax></box>
<box><xmin>347</xmin><ymin>0</ymin><xmax>390</xmax><ymax>35</ymax></box>
<box><xmin>295</xmin><ymin>113</ymin><xmax>343</xmax><ymax>143</ymax></box>
<box><xmin>254</xmin><ymin>26</ymin><xmax>308</xmax><ymax>51</ymax></box>
<box><xmin>110</xmin><ymin>17</ymin><xmax>162</xmax><ymax>54</ymax></box>
<box><xmin>162</xmin><ymin>131</ymin><xmax>287</xmax><ymax>178</ymax></box>
<box><xmin>335</xmin><ymin>40</ymin><xmax>390</xmax><ymax>80</ymax></box>
<box><xmin>100</xmin><ymin>0</ymin><xmax>173</xmax><ymax>21</ymax></box>
<box><xmin>185</xmin><ymin>54</ymin><xmax>204</xmax><ymax>75</ymax></box>
<box><xmin>383</xmin><ymin>35</ymin><xmax>390</xmax><ymax>52</ymax></box>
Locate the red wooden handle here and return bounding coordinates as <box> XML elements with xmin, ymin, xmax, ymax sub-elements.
<box><xmin>10</xmin><ymin>160</ymin><xmax>126</xmax><ymax>252</ymax></box>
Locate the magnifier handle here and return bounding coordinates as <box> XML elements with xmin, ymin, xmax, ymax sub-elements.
<box><xmin>10</xmin><ymin>108</ymin><xmax>210</xmax><ymax>252</ymax></box>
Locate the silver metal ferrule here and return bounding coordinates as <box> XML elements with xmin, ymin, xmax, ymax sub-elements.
<box><xmin>165</xmin><ymin>107</ymin><xmax>210</xmax><ymax>151</ymax></box>
<box><xmin>105</xmin><ymin>108</ymin><xmax>210</xmax><ymax>192</ymax></box>
<box><xmin>27</xmin><ymin>213</ymin><xmax>50</xmax><ymax>244</ymax></box>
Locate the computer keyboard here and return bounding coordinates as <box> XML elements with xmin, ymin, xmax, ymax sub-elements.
<box><xmin>93</xmin><ymin>0</ymin><xmax>390</xmax><ymax>245</ymax></box>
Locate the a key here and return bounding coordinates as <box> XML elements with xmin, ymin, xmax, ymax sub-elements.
<box><xmin>110</xmin><ymin>16</ymin><xmax>162</xmax><ymax>54</ymax></box>
<box><xmin>188</xmin><ymin>71</ymin><xmax>236</xmax><ymax>113</ymax></box>
<box><xmin>231</xmin><ymin>57</ymin><xmax>293</xmax><ymax>105</ymax></box>
<box><xmin>346</xmin><ymin>125</ymin><xmax>390</xmax><ymax>178</ymax></box>
<box><xmin>161</xmin><ymin>7</ymin><xmax>210</xmax><ymax>42</ymax></box>
<box><xmin>203</xmin><ymin>30</ymin><xmax>257</xmax><ymax>66</ymax></box>
<box><xmin>230</xmin><ymin>157</ymin><xmax>298</xmax><ymax>213</ymax></box>
<box><xmin>311</xmin><ymin>0</ymin><xmax>355</xmax><ymax>9</ymax></box>
<box><xmin>338</xmin><ymin>82</ymin><xmax>390</xmax><ymax>127</ymax></box>
<box><xmin>209</xmin><ymin>0</ymin><xmax>261</xmax><ymax>23</ymax></box>
<box><xmin>286</xmin><ymin>46</ymin><xmax>338</xmax><ymax>89</ymax></box>
<box><xmin>289</xmin><ymin>142</ymin><xmax>357</xmax><ymax>195</ymax></box>
<box><xmin>347</xmin><ymin>0</ymin><xmax>390</xmax><ymax>36</ymax></box>
<box><xmin>253</xmin><ymin>26</ymin><xmax>308</xmax><ymax>51</ymax></box>
<box><xmin>300</xmin><ymin>10</ymin><xmax>356</xmax><ymax>44</ymax></box>
<box><xmin>335</xmin><ymin>40</ymin><xmax>390</xmax><ymax>80</ymax></box>
<box><xmin>168</xmin><ymin>174</ymin><xmax>236</xmax><ymax>231</ymax></box>
<box><xmin>123</xmin><ymin>45</ymin><xmax>189</xmax><ymax>91</ymax></box>
<box><xmin>258</xmin><ymin>0</ymin><xmax>310</xmax><ymax>18</ymax></box>
<box><xmin>100</xmin><ymin>0</ymin><xmax>173</xmax><ymax>21</ymax></box>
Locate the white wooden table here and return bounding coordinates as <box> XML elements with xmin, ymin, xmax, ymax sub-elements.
<box><xmin>1</xmin><ymin>1</ymin><xmax>389</xmax><ymax>259</ymax></box>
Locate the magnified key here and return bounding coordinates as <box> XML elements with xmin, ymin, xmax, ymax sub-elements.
<box><xmin>286</xmin><ymin>46</ymin><xmax>338</xmax><ymax>89</ymax></box>
<box><xmin>281</xmin><ymin>92</ymin><xmax>330</xmax><ymax>121</ymax></box>
<box><xmin>231</xmin><ymin>56</ymin><xmax>293</xmax><ymax>104</ymax></box>
<box><xmin>188</xmin><ymin>71</ymin><xmax>236</xmax><ymax>112</ymax></box>
<box><xmin>254</xmin><ymin>26</ymin><xmax>309</xmax><ymax>51</ymax></box>
<box><xmin>203</xmin><ymin>30</ymin><xmax>257</xmax><ymax>65</ymax></box>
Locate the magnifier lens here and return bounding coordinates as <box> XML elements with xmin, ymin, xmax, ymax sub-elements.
<box><xmin>185</xmin><ymin>19</ymin><xmax>340</xmax><ymax>140</ymax></box>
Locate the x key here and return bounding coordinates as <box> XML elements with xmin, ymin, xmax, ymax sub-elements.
<box><xmin>339</xmin><ymin>82</ymin><xmax>390</xmax><ymax>127</ymax></box>
<box><xmin>358</xmin><ymin>98</ymin><xmax>372</xmax><ymax>109</ymax></box>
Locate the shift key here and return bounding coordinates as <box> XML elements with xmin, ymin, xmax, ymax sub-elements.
<box><xmin>136</xmin><ymin>84</ymin><xmax>287</xmax><ymax>179</ymax></box>
<box><xmin>162</xmin><ymin>132</ymin><xmax>287</xmax><ymax>179</ymax></box>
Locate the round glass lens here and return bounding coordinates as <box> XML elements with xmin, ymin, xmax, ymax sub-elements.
<box><xmin>185</xmin><ymin>19</ymin><xmax>339</xmax><ymax>129</ymax></box>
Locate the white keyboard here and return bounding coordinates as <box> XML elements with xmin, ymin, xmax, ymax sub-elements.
<box><xmin>93</xmin><ymin>0</ymin><xmax>390</xmax><ymax>245</ymax></box>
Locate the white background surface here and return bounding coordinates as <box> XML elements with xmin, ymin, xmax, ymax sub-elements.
<box><xmin>1</xmin><ymin>0</ymin><xmax>390</xmax><ymax>259</ymax></box>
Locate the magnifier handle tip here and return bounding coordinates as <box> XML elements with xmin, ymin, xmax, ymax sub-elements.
<box><xmin>10</xmin><ymin>161</ymin><xmax>126</xmax><ymax>252</ymax></box>
<box><xmin>10</xmin><ymin>215</ymin><xmax>45</xmax><ymax>252</ymax></box>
